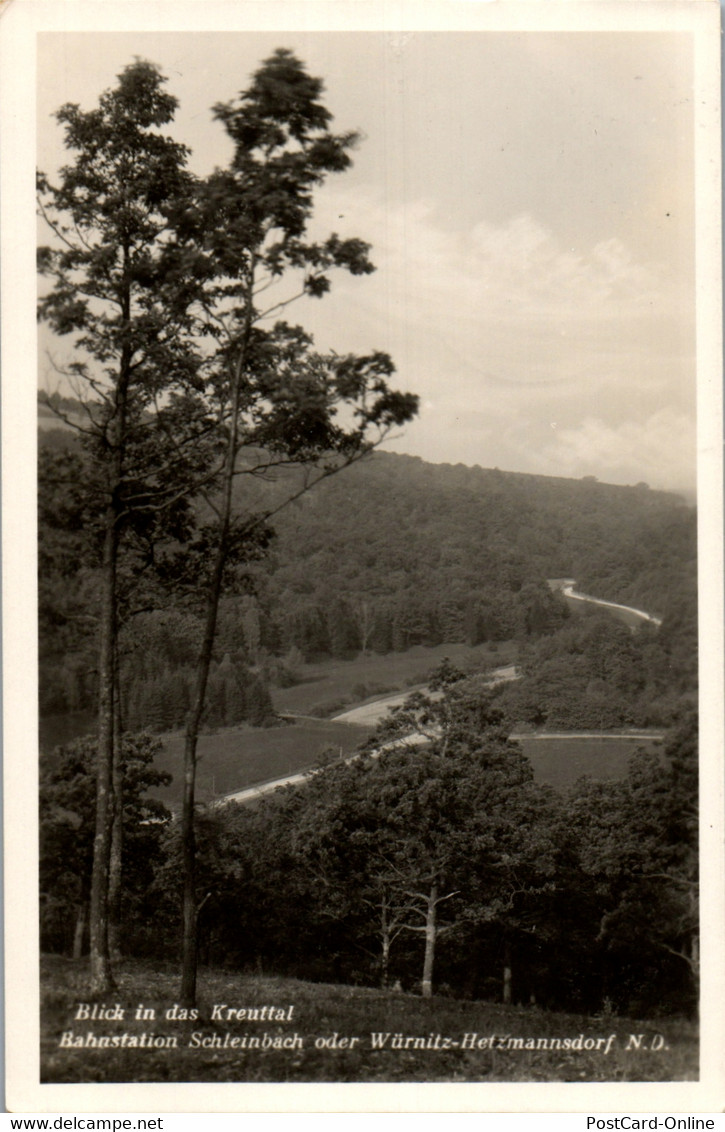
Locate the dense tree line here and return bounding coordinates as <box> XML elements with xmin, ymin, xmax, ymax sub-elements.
<box><xmin>494</xmin><ymin>611</ymin><xmax>693</xmax><ymax>730</ymax></box>
<box><xmin>40</xmin><ymin>673</ymin><xmax>698</xmax><ymax>1019</ymax></box>
<box><xmin>39</xmin><ymin>438</ymin><xmax>696</xmax><ymax>726</ymax></box>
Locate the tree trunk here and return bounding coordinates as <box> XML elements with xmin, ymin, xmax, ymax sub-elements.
<box><xmin>380</xmin><ymin>894</ymin><xmax>391</xmax><ymax>989</ymax></box>
<box><xmin>421</xmin><ymin>882</ymin><xmax>438</xmax><ymax>998</ymax></box>
<box><xmin>87</xmin><ymin>286</ymin><xmax>131</xmax><ymax>997</ymax></box>
<box><xmin>356</xmin><ymin>600</ymin><xmax>375</xmax><ymax>657</ymax></box>
<box><xmin>108</xmin><ymin>669</ymin><xmax>123</xmax><ymax>964</ymax></box>
<box><xmin>381</xmin><ymin>936</ymin><xmax>390</xmax><ymax>989</ymax></box>
<box><xmin>179</xmin><ymin>720</ymin><xmax>200</xmax><ymax>1006</ymax></box>
<box><xmin>180</xmin><ymin>324</ymin><xmax>249</xmax><ymax>1006</ymax></box>
<box><xmin>108</xmin><ymin>809</ymin><xmax>123</xmax><ymax>964</ymax></box>
<box><xmin>180</xmin><ymin>507</ymin><xmax>235</xmax><ymax>1005</ymax></box>
<box><xmin>503</xmin><ymin>939</ymin><xmax>512</xmax><ymax>1005</ymax></box>
<box><xmin>72</xmin><ymin>903</ymin><xmax>87</xmax><ymax>960</ymax></box>
<box><xmin>88</xmin><ymin>519</ymin><xmax>119</xmax><ymax>995</ymax></box>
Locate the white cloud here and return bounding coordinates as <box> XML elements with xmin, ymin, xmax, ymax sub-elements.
<box><xmin>463</xmin><ymin>217</ymin><xmax>664</xmax><ymax>318</ymax></box>
<box><xmin>299</xmin><ymin>187</ymin><xmax>694</xmax><ymax>490</ymax></box>
<box><xmin>39</xmin><ymin>169</ymin><xmax>694</xmax><ymax>493</ymax></box>
<box><xmin>535</xmin><ymin>408</ymin><xmax>696</xmax><ymax>493</ymax></box>
<box><xmin>310</xmin><ymin>189</ymin><xmax>674</xmax><ymax>327</ymax></box>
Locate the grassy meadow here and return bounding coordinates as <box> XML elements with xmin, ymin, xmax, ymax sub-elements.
<box><xmin>152</xmin><ymin>717</ymin><xmax>372</xmax><ymax>805</ymax></box>
<box><xmin>41</xmin><ymin>957</ymin><xmax>697</xmax><ymax>1084</ymax></box>
<box><xmin>41</xmin><ymin>640</ymin><xmax>663</xmax><ymax>806</ymax></box>
<box><xmin>149</xmin><ymin>723</ymin><xmax>662</xmax><ymax>807</ymax></box>
<box><xmin>268</xmin><ymin>640</ymin><xmax>516</xmax><ymax>716</ymax></box>
<box><xmin>519</xmin><ymin>735</ymin><xmax>662</xmax><ymax>791</ymax></box>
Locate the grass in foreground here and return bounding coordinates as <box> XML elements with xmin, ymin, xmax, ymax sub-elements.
<box><xmin>41</xmin><ymin>956</ymin><xmax>697</xmax><ymax>1084</ymax></box>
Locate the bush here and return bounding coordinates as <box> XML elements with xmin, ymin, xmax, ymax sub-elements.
<box><xmin>308</xmin><ymin>698</ymin><xmax>350</xmax><ymax>719</ymax></box>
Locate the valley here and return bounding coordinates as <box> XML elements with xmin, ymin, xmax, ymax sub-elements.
<box><xmin>39</xmin><ymin>438</ymin><xmax>698</xmax><ymax>1033</ymax></box>
<box><xmin>42</xmin><ymin>582</ymin><xmax>674</xmax><ymax>808</ymax></box>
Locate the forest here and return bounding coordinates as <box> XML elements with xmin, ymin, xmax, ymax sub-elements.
<box><xmin>40</xmin><ymin>418</ymin><xmax>699</xmax><ymax>1018</ymax></box>
<box><xmin>36</xmin><ymin>49</ymin><xmax>698</xmax><ymax>1077</ymax></box>
<box><xmin>41</xmin><ymin>671</ymin><xmax>698</xmax><ymax>1019</ymax></box>
<box><xmin>40</xmin><ymin>440</ymin><xmax>696</xmax><ymax>733</ymax></box>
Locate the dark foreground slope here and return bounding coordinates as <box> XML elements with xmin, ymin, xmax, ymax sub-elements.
<box><xmin>41</xmin><ymin>957</ymin><xmax>696</xmax><ymax>1084</ymax></box>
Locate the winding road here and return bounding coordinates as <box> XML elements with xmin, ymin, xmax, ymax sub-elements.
<box><xmin>330</xmin><ymin>664</ymin><xmax>518</xmax><ymax>726</ymax></box>
<box><xmin>557</xmin><ymin>579</ymin><xmax>662</xmax><ymax>627</ymax></box>
<box><xmin>219</xmin><ymin>584</ymin><xmax>663</xmax><ymax>806</ymax></box>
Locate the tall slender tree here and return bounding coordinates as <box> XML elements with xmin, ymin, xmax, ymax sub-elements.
<box><xmin>39</xmin><ymin>53</ymin><xmax>417</xmax><ymax>1002</ymax></box>
<box><xmin>175</xmin><ymin>49</ymin><xmax>417</xmax><ymax>1003</ymax></box>
<box><xmin>37</xmin><ymin>61</ymin><xmax>216</xmax><ymax>993</ymax></box>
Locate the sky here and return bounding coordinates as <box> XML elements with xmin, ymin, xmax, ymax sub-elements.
<box><xmin>37</xmin><ymin>27</ymin><xmax>698</xmax><ymax>495</ymax></box>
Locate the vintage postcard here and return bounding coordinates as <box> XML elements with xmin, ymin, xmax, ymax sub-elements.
<box><xmin>2</xmin><ymin>0</ymin><xmax>722</xmax><ymax>1114</ymax></box>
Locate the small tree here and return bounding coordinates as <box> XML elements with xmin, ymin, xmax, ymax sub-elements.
<box><xmin>291</xmin><ymin>666</ymin><xmax>557</xmax><ymax>997</ymax></box>
<box><xmin>40</xmin><ymin>733</ymin><xmax>171</xmax><ymax>958</ymax></box>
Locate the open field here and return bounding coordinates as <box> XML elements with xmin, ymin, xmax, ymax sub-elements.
<box><xmin>519</xmin><ymin>734</ymin><xmax>662</xmax><ymax>791</ymax></box>
<box><xmin>269</xmin><ymin>640</ymin><xmax>516</xmax><ymax>716</ymax></box>
<box><xmin>148</xmin><ymin>725</ymin><xmax>661</xmax><ymax>807</ymax></box>
<box><xmin>152</xmin><ymin>717</ymin><xmax>372</xmax><ymax>805</ymax></box>
<box><xmin>41</xmin><ymin>956</ymin><xmax>696</xmax><ymax>1083</ymax></box>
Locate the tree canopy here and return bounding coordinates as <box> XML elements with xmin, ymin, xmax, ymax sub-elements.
<box><xmin>38</xmin><ymin>53</ymin><xmax>418</xmax><ymax>999</ymax></box>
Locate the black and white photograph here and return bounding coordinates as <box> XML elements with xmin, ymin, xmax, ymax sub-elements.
<box><xmin>2</xmin><ymin>0</ymin><xmax>722</xmax><ymax>1113</ymax></box>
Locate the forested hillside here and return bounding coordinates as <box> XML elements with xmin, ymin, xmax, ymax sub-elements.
<box><xmin>262</xmin><ymin>451</ymin><xmax>695</xmax><ymax>652</ymax></box>
<box><xmin>39</xmin><ymin>423</ymin><xmax>696</xmax><ymax>732</ymax></box>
